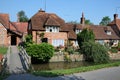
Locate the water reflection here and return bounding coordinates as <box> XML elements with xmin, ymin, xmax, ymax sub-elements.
<box><xmin>32</xmin><ymin>61</ymin><xmax>94</xmax><ymax>71</ymax></box>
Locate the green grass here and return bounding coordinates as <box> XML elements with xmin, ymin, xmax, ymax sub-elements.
<box><xmin>32</xmin><ymin>61</ymin><xmax>120</xmax><ymax>77</ymax></box>
<box><xmin>0</xmin><ymin>47</ymin><xmax>8</xmax><ymax>54</ymax></box>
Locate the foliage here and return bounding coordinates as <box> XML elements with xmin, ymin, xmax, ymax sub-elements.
<box><xmin>66</xmin><ymin>47</ymin><xmax>75</xmax><ymax>54</ymax></box>
<box><xmin>64</xmin><ymin>52</ymin><xmax>72</xmax><ymax>62</ymax></box>
<box><xmin>99</xmin><ymin>16</ymin><xmax>111</xmax><ymax>26</ymax></box>
<box><xmin>81</xmin><ymin>41</ymin><xmax>110</xmax><ymax>63</ymax></box>
<box><xmin>32</xmin><ymin>60</ymin><xmax>120</xmax><ymax>77</ymax></box>
<box><xmin>26</xmin><ymin>43</ymin><xmax>54</xmax><ymax>63</ymax></box>
<box><xmin>24</xmin><ymin>35</ymin><xmax>33</xmax><ymax>48</ymax></box>
<box><xmin>17</xmin><ymin>10</ymin><xmax>29</xmax><ymax>22</ymax></box>
<box><xmin>117</xmin><ymin>42</ymin><xmax>120</xmax><ymax>51</ymax></box>
<box><xmin>85</xmin><ymin>19</ymin><xmax>93</xmax><ymax>25</ymax></box>
<box><xmin>109</xmin><ymin>47</ymin><xmax>118</xmax><ymax>53</ymax></box>
<box><xmin>0</xmin><ymin>47</ymin><xmax>8</xmax><ymax>54</ymax></box>
<box><xmin>77</xmin><ymin>28</ymin><xmax>95</xmax><ymax>48</ymax></box>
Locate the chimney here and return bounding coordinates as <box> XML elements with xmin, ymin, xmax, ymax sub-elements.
<box><xmin>80</xmin><ymin>12</ymin><xmax>85</xmax><ymax>26</ymax></box>
<box><xmin>114</xmin><ymin>14</ymin><xmax>118</xmax><ymax>23</ymax></box>
<box><xmin>17</xmin><ymin>13</ymin><xmax>20</xmax><ymax>22</ymax></box>
<box><xmin>39</xmin><ymin>8</ymin><xmax>45</xmax><ymax>13</ymax></box>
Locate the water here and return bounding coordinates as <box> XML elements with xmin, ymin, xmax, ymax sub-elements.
<box><xmin>32</xmin><ymin>61</ymin><xmax>94</xmax><ymax>71</ymax></box>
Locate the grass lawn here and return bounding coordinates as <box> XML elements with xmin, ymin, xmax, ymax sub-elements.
<box><xmin>32</xmin><ymin>60</ymin><xmax>120</xmax><ymax>77</ymax></box>
<box><xmin>0</xmin><ymin>47</ymin><xmax>8</xmax><ymax>55</ymax></box>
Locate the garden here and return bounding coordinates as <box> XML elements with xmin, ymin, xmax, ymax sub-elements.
<box><xmin>24</xmin><ymin>28</ymin><xmax>120</xmax><ymax>77</ymax></box>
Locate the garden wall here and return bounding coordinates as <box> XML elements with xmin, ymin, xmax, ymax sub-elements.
<box><xmin>50</xmin><ymin>52</ymin><xmax>84</xmax><ymax>62</ymax></box>
<box><xmin>50</xmin><ymin>52</ymin><xmax>120</xmax><ymax>62</ymax></box>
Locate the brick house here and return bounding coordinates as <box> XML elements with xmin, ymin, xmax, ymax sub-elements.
<box><xmin>0</xmin><ymin>13</ymin><xmax>27</xmax><ymax>46</ymax></box>
<box><xmin>28</xmin><ymin>9</ymin><xmax>69</xmax><ymax>47</ymax></box>
<box><xmin>28</xmin><ymin>9</ymin><xmax>120</xmax><ymax>47</ymax></box>
<box><xmin>68</xmin><ymin>13</ymin><xmax>120</xmax><ymax>47</ymax></box>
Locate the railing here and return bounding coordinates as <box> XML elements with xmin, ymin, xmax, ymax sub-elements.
<box><xmin>19</xmin><ymin>46</ymin><xmax>31</xmax><ymax>71</ymax></box>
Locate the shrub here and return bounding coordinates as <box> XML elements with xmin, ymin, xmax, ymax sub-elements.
<box><xmin>26</xmin><ymin>43</ymin><xmax>54</xmax><ymax>63</ymax></box>
<box><xmin>81</xmin><ymin>41</ymin><xmax>110</xmax><ymax>63</ymax></box>
<box><xmin>109</xmin><ymin>47</ymin><xmax>118</xmax><ymax>53</ymax></box>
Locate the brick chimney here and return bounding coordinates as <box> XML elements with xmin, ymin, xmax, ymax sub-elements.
<box><xmin>114</xmin><ymin>14</ymin><xmax>118</xmax><ymax>23</ymax></box>
<box><xmin>80</xmin><ymin>12</ymin><xmax>85</xmax><ymax>26</ymax></box>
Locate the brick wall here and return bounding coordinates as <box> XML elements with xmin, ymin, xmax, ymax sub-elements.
<box><xmin>0</xmin><ymin>24</ymin><xmax>9</xmax><ymax>46</ymax></box>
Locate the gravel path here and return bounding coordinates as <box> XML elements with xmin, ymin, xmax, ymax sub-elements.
<box><xmin>5</xmin><ymin>66</ymin><xmax>120</xmax><ymax>80</ymax></box>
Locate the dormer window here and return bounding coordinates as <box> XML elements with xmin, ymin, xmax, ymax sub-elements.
<box><xmin>75</xmin><ymin>29</ymin><xmax>82</xmax><ymax>34</ymax></box>
<box><xmin>46</xmin><ymin>26</ymin><xmax>59</xmax><ymax>32</ymax></box>
<box><xmin>105</xmin><ymin>30</ymin><xmax>111</xmax><ymax>35</ymax></box>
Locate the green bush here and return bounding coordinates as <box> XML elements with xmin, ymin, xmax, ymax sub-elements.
<box><xmin>26</xmin><ymin>43</ymin><xmax>54</xmax><ymax>63</ymax></box>
<box><xmin>81</xmin><ymin>41</ymin><xmax>110</xmax><ymax>63</ymax></box>
<box><xmin>109</xmin><ymin>47</ymin><xmax>118</xmax><ymax>53</ymax></box>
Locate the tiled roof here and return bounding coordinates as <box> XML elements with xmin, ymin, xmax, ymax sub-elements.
<box><xmin>11</xmin><ymin>22</ymin><xmax>28</xmax><ymax>33</ymax></box>
<box><xmin>0</xmin><ymin>13</ymin><xmax>9</xmax><ymax>29</ymax></box>
<box><xmin>67</xmin><ymin>24</ymin><xmax>120</xmax><ymax>40</ymax></box>
<box><xmin>109</xmin><ymin>19</ymin><xmax>120</xmax><ymax>30</ymax></box>
<box><xmin>90</xmin><ymin>25</ymin><xmax>120</xmax><ymax>40</ymax></box>
<box><xmin>30</xmin><ymin>9</ymin><xmax>69</xmax><ymax>32</ymax></box>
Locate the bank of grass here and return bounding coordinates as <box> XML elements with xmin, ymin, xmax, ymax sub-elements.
<box><xmin>32</xmin><ymin>61</ymin><xmax>120</xmax><ymax>77</ymax></box>
<box><xmin>0</xmin><ymin>47</ymin><xmax>8</xmax><ymax>54</ymax></box>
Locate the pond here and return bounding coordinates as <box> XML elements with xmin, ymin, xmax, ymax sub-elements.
<box><xmin>32</xmin><ymin>61</ymin><xmax>94</xmax><ymax>71</ymax></box>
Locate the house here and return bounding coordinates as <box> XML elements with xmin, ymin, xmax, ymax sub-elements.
<box><xmin>28</xmin><ymin>9</ymin><xmax>69</xmax><ymax>47</ymax></box>
<box><xmin>66</xmin><ymin>13</ymin><xmax>120</xmax><ymax>47</ymax></box>
<box><xmin>28</xmin><ymin>9</ymin><xmax>120</xmax><ymax>48</ymax></box>
<box><xmin>0</xmin><ymin>13</ymin><xmax>28</xmax><ymax>46</ymax></box>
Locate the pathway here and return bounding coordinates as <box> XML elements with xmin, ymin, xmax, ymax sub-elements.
<box><xmin>5</xmin><ymin>66</ymin><xmax>120</xmax><ymax>80</ymax></box>
<box><xmin>7</xmin><ymin>46</ymin><xmax>25</xmax><ymax>74</ymax></box>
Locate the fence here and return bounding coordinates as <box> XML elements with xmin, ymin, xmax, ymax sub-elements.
<box><xmin>19</xmin><ymin>46</ymin><xmax>31</xmax><ymax>71</ymax></box>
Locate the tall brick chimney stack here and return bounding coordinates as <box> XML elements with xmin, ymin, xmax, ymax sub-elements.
<box><xmin>80</xmin><ymin>12</ymin><xmax>85</xmax><ymax>26</ymax></box>
<box><xmin>114</xmin><ymin>14</ymin><xmax>118</xmax><ymax>23</ymax></box>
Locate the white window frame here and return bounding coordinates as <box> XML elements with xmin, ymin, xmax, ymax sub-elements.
<box><xmin>46</xmin><ymin>26</ymin><xmax>59</xmax><ymax>32</ymax></box>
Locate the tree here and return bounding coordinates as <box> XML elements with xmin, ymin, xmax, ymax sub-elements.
<box><xmin>17</xmin><ymin>10</ymin><xmax>29</xmax><ymax>22</ymax></box>
<box><xmin>77</xmin><ymin>28</ymin><xmax>95</xmax><ymax>48</ymax></box>
<box><xmin>85</xmin><ymin>19</ymin><xmax>93</xmax><ymax>25</ymax></box>
<box><xmin>99</xmin><ymin>16</ymin><xmax>111</xmax><ymax>26</ymax></box>
<box><xmin>81</xmin><ymin>41</ymin><xmax>110</xmax><ymax>63</ymax></box>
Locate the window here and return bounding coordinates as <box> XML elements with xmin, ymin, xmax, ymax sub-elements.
<box><xmin>46</xmin><ymin>26</ymin><xmax>59</xmax><ymax>32</ymax></box>
<box><xmin>105</xmin><ymin>30</ymin><xmax>111</xmax><ymax>35</ymax></box>
<box><xmin>97</xmin><ymin>40</ymin><xmax>104</xmax><ymax>45</ymax></box>
<box><xmin>75</xmin><ymin>40</ymin><xmax>78</xmax><ymax>46</ymax></box>
<box><xmin>52</xmin><ymin>39</ymin><xmax>64</xmax><ymax>47</ymax></box>
<box><xmin>75</xmin><ymin>29</ymin><xmax>82</xmax><ymax>34</ymax></box>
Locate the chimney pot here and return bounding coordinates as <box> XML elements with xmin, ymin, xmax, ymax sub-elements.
<box><xmin>114</xmin><ymin>14</ymin><xmax>118</xmax><ymax>20</ymax></box>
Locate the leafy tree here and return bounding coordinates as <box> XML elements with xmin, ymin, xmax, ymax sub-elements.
<box><xmin>99</xmin><ymin>16</ymin><xmax>111</xmax><ymax>26</ymax></box>
<box><xmin>77</xmin><ymin>28</ymin><xmax>95</xmax><ymax>48</ymax></box>
<box><xmin>17</xmin><ymin>10</ymin><xmax>29</xmax><ymax>22</ymax></box>
<box><xmin>81</xmin><ymin>41</ymin><xmax>110</xmax><ymax>63</ymax></box>
<box><xmin>85</xmin><ymin>19</ymin><xmax>93</xmax><ymax>25</ymax></box>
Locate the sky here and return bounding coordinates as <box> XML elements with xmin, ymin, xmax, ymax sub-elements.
<box><xmin>0</xmin><ymin>0</ymin><xmax>120</xmax><ymax>25</ymax></box>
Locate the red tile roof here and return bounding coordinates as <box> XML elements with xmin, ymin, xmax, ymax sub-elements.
<box><xmin>11</xmin><ymin>22</ymin><xmax>28</xmax><ymax>33</ymax></box>
<box><xmin>0</xmin><ymin>13</ymin><xmax>9</xmax><ymax>29</ymax></box>
<box><xmin>67</xmin><ymin>24</ymin><xmax>120</xmax><ymax>40</ymax></box>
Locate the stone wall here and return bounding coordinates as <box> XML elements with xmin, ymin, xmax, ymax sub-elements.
<box><xmin>50</xmin><ymin>52</ymin><xmax>84</xmax><ymax>62</ymax></box>
<box><xmin>50</xmin><ymin>52</ymin><xmax>120</xmax><ymax>62</ymax></box>
<box><xmin>109</xmin><ymin>51</ymin><xmax>120</xmax><ymax>60</ymax></box>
